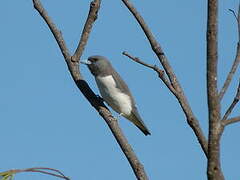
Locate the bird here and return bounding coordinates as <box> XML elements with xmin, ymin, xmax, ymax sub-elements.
<box><xmin>81</xmin><ymin>55</ymin><xmax>151</xmax><ymax>135</ymax></box>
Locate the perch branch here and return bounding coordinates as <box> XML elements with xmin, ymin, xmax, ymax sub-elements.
<box><xmin>121</xmin><ymin>0</ymin><xmax>208</xmax><ymax>157</ymax></box>
<box><xmin>33</xmin><ymin>0</ymin><xmax>149</xmax><ymax>179</ymax></box>
<box><xmin>219</xmin><ymin>6</ymin><xmax>240</xmax><ymax>100</ymax></box>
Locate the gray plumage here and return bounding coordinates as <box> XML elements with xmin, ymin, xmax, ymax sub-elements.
<box><xmin>82</xmin><ymin>55</ymin><xmax>150</xmax><ymax>135</ymax></box>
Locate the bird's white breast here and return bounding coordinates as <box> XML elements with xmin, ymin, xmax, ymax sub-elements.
<box><xmin>95</xmin><ymin>75</ymin><xmax>132</xmax><ymax>116</ymax></box>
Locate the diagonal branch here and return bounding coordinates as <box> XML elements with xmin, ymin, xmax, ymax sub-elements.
<box><xmin>33</xmin><ymin>0</ymin><xmax>71</xmax><ymax>60</ymax></box>
<box><xmin>33</xmin><ymin>1</ymin><xmax>149</xmax><ymax>179</ymax></box>
<box><xmin>222</xmin><ymin>116</ymin><xmax>240</xmax><ymax>126</ymax></box>
<box><xmin>99</xmin><ymin>108</ymin><xmax>149</xmax><ymax>180</ymax></box>
<box><xmin>219</xmin><ymin>6</ymin><xmax>240</xmax><ymax>101</ymax></box>
<box><xmin>222</xmin><ymin>80</ymin><xmax>240</xmax><ymax>121</ymax></box>
<box><xmin>122</xmin><ymin>52</ymin><xmax>164</xmax><ymax>75</ymax></box>
<box><xmin>71</xmin><ymin>1</ymin><xmax>100</xmax><ymax>62</ymax></box>
<box><xmin>122</xmin><ymin>51</ymin><xmax>177</xmax><ymax>95</ymax></box>
<box><xmin>33</xmin><ymin>0</ymin><xmax>100</xmax><ymax>108</ymax></box>
<box><xmin>121</xmin><ymin>0</ymin><xmax>208</xmax><ymax>157</ymax></box>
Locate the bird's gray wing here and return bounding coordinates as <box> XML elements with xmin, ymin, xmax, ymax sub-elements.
<box><xmin>111</xmin><ymin>70</ymin><xmax>136</xmax><ymax>105</ymax></box>
<box><xmin>112</xmin><ymin>69</ymin><xmax>151</xmax><ymax>135</ymax></box>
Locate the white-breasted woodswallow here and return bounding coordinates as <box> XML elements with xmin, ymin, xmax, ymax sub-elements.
<box><xmin>81</xmin><ymin>55</ymin><xmax>151</xmax><ymax>135</ymax></box>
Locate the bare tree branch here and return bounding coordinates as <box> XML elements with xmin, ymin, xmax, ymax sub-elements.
<box><xmin>206</xmin><ymin>1</ymin><xmax>225</xmax><ymax>180</ymax></box>
<box><xmin>122</xmin><ymin>51</ymin><xmax>178</xmax><ymax>96</ymax></box>
<box><xmin>33</xmin><ymin>0</ymin><xmax>71</xmax><ymax>60</ymax></box>
<box><xmin>222</xmin><ymin>116</ymin><xmax>240</xmax><ymax>126</ymax></box>
<box><xmin>99</xmin><ymin>108</ymin><xmax>149</xmax><ymax>180</ymax></box>
<box><xmin>33</xmin><ymin>1</ymin><xmax>149</xmax><ymax>179</ymax></box>
<box><xmin>222</xmin><ymin>81</ymin><xmax>240</xmax><ymax>121</ymax></box>
<box><xmin>219</xmin><ymin>6</ymin><xmax>240</xmax><ymax>101</ymax></box>
<box><xmin>121</xmin><ymin>0</ymin><xmax>208</xmax><ymax>157</ymax></box>
<box><xmin>71</xmin><ymin>1</ymin><xmax>100</xmax><ymax>62</ymax></box>
<box><xmin>122</xmin><ymin>52</ymin><xmax>164</xmax><ymax>75</ymax></box>
<box><xmin>0</xmin><ymin>167</ymin><xmax>70</xmax><ymax>180</ymax></box>
<box><xmin>32</xmin><ymin>0</ymin><xmax>100</xmax><ymax>109</ymax></box>
<box><xmin>229</xmin><ymin>9</ymin><xmax>238</xmax><ymax>22</ymax></box>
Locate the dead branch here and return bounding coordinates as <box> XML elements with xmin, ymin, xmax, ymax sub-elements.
<box><xmin>71</xmin><ymin>1</ymin><xmax>100</xmax><ymax>62</ymax></box>
<box><xmin>222</xmin><ymin>81</ymin><xmax>240</xmax><ymax>121</ymax></box>
<box><xmin>222</xmin><ymin>116</ymin><xmax>240</xmax><ymax>126</ymax></box>
<box><xmin>219</xmin><ymin>6</ymin><xmax>240</xmax><ymax>100</ymax></box>
<box><xmin>0</xmin><ymin>167</ymin><xmax>70</xmax><ymax>180</ymax></box>
<box><xmin>32</xmin><ymin>0</ymin><xmax>149</xmax><ymax>179</ymax></box>
<box><xmin>121</xmin><ymin>0</ymin><xmax>208</xmax><ymax>157</ymax></box>
<box><xmin>122</xmin><ymin>51</ymin><xmax>177</xmax><ymax>95</ymax></box>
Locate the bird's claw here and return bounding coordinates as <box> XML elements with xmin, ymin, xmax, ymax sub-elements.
<box><xmin>97</xmin><ymin>95</ymin><xmax>104</xmax><ymax>102</ymax></box>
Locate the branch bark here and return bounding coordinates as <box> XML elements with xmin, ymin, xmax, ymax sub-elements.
<box><xmin>219</xmin><ymin>6</ymin><xmax>240</xmax><ymax>100</ymax></box>
<box><xmin>206</xmin><ymin>1</ymin><xmax>224</xmax><ymax>180</ymax></box>
<box><xmin>222</xmin><ymin>116</ymin><xmax>240</xmax><ymax>126</ymax></box>
<box><xmin>0</xmin><ymin>167</ymin><xmax>70</xmax><ymax>180</ymax></box>
<box><xmin>222</xmin><ymin>81</ymin><xmax>240</xmax><ymax>121</ymax></box>
<box><xmin>33</xmin><ymin>0</ymin><xmax>149</xmax><ymax>179</ymax></box>
<box><xmin>121</xmin><ymin>0</ymin><xmax>208</xmax><ymax>157</ymax></box>
<box><xmin>219</xmin><ymin>44</ymin><xmax>240</xmax><ymax>100</ymax></box>
<box><xmin>122</xmin><ymin>51</ymin><xmax>177</xmax><ymax>97</ymax></box>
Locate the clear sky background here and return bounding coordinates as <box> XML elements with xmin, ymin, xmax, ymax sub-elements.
<box><xmin>1</xmin><ymin>0</ymin><xmax>240</xmax><ymax>180</ymax></box>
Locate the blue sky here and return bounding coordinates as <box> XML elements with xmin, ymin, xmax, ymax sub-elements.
<box><xmin>1</xmin><ymin>0</ymin><xmax>240</xmax><ymax>179</ymax></box>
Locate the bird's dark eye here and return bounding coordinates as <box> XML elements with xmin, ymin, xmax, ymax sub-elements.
<box><xmin>89</xmin><ymin>57</ymin><xmax>98</xmax><ymax>63</ymax></box>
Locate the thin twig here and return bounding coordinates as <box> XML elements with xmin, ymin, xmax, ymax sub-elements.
<box><xmin>122</xmin><ymin>52</ymin><xmax>164</xmax><ymax>74</ymax></box>
<box><xmin>219</xmin><ymin>7</ymin><xmax>240</xmax><ymax>100</ymax></box>
<box><xmin>222</xmin><ymin>116</ymin><xmax>240</xmax><ymax>126</ymax></box>
<box><xmin>26</xmin><ymin>167</ymin><xmax>67</xmax><ymax>178</ymax></box>
<box><xmin>0</xmin><ymin>167</ymin><xmax>70</xmax><ymax>180</ymax></box>
<box><xmin>121</xmin><ymin>0</ymin><xmax>208</xmax><ymax>157</ymax></box>
<box><xmin>228</xmin><ymin>9</ymin><xmax>238</xmax><ymax>21</ymax></box>
<box><xmin>33</xmin><ymin>1</ymin><xmax>149</xmax><ymax>179</ymax></box>
<box><xmin>122</xmin><ymin>51</ymin><xmax>177</xmax><ymax>95</ymax></box>
<box><xmin>222</xmin><ymin>80</ymin><xmax>240</xmax><ymax>121</ymax></box>
<box><xmin>219</xmin><ymin>43</ymin><xmax>240</xmax><ymax>100</ymax></box>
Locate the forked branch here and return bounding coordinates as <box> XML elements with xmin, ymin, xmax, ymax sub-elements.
<box><xmin>121</xmin><ymin>0</ymin><xmax>208</xmax><ymax>157</ymax></box>
<box><xmin>32</xmin><ymin>0</ymin><xmax>149</xmax><ymax>179</ymax></box>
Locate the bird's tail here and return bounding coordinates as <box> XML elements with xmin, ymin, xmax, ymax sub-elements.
<box><xmin>126</xmin><ymin>110</ymin><xmax>151</xmax><ymax>136</ymax></box>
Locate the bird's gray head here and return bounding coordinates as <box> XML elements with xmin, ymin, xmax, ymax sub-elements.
<box><xmin>82</xmin><ymin>55</ymin><xmax>113</xmax><ymax>77</ymax></box>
